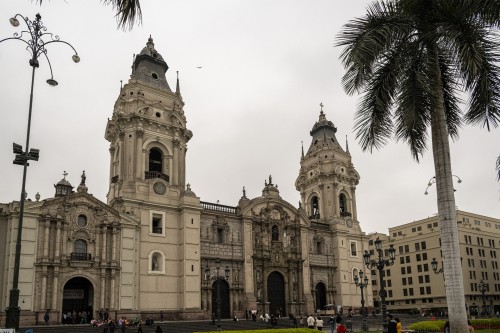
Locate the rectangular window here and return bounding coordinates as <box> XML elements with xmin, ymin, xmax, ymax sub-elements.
<box><xmin>400</xmin><ymin>257</ymin><xmax>405</xmax><ymax>264</ymax></box>
<box><xmin>417</xmin><ymin>265</ymin><xmax>422</xmax><ymax>273</ymax></box>
<box><xmin>402</xmin><ymin>278</ymin><xmax>407</xmax><ymax>285</ymax></box>
<box><xmin>408</xmin><ymin>277</ymin><xmax>413</xmax><ymax>285</ymax></box>
<box><xmin>418</xmin><ymin>276</ymin><xmax>424</xmax><ymax>283</ymax></box>
<box><xmin>386</xmin><ymin>269</ymin><xmax>391</xmax><ymax>277</ymax></box>
<box><xmin>406</xmin><ymin>255</ymin><xmax>411</xmax><ymax>263</ymax></box>
<box><xmin>420</xmin><ymin>287</ymin><xmax>425</xmax><ymax>295</ymax></box>
<box><xmin>150</xmin><ymin>211</ymin><xmax>166</xmax><ymax>236</ymax></box>
<box><xmin>415</xmin><ymin>243</ymin><xmax>420</xmax><ymax>251</ymax></box>
<box><xmin>401</xmin><ymin>267</ymin><xmax>406</xmax><ymax>275</ymax></box>
<box><xmin>416</xmin><ymin>254</ymin><xmax>421</xmax><ymax>261</ymax></box>
<box><xmin>425</xmin><ymin>275</ymin><xmax>430</xmax><ymax>283</ymax></box>
<box><xmin>350</xmin><ymin>241</ymin><xmax>357</xmax><ymax>256</ymax></box>
<box><xmin>403</xmin><ymin>289</ymin><xmax>408</xmax><ymax>296</ymax></box>
<box><xmin>405</xmin><ymin>245</ymin><xmax>410</xmax><ymax>253</ymax></box>
<box><xmin>423</xmin><ymin>263</ymin><xmax>429</xmax><ymax>272</ymax></box>
<box><xmin>399</xmin><ymin>246</ymin><xmax>404</xmax><ymax>254</ymax></box>
<box><xmin>409</xmin><ymin>288</ymin><xmax>414</xmax><ymax>296</ymax></box>
<box><xmin>426</xmin><ymin>286</ymin><xmax>431</xmax><ymax>294</ymax></box>
<box><xmin>423</xmin><ymin>253</ymin><xmax>428</xmax><ymax>260</ymax></box>
<box><xmin>421</xmin><ymin>241</ymin><xmax>427</xmax><ymax>250</ymax></box>
<box><xmin>407</xmin><ymin>266</ymin><xmax>412</xmax><ymax>274</ymax></box>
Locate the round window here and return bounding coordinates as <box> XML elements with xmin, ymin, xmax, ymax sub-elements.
<box><xmin>152</xmin><ymin>73</ymin><xmax>158</xmax><ymax>79</ymax></box>
<box><xmin>77</xmin><ymin>215</ymin><xmax>87</xmax><ymax>227</ymax></box>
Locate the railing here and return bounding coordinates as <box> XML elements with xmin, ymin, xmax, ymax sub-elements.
<box><xmin>145</xmin><ymin>171</ymin><xmax>169</xmax><ymax>182</ymax></box>
<box><xmin>111</xmin><ymin>175</ymin><xmax>119</xmax><ymax>183</ymax></box>
<box><xmin>201</xmin><ymin>201</ymin><xmax>236</xmax><ymax>214</ymax></box>
<box><xmin>70</xmin><ymin>253</ymin><xmax>92</xmax><ymax>261</ymax></box>
<box><xmin>340</xmin><ymin>211</ymin><xmax>352</xmax><ymax>217</ymax></box>
<box><xmin>152</xmin><ymin>227</ymin><xmax>163</xmax><ymax>234</ymax></box>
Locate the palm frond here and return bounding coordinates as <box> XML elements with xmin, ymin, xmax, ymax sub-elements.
<box><xmin>394</xmin><ymin>42</ymin><xmax>431</xmax><ymax>161</ymax></box>
<box><xmin>354</xmin><ymin>50</ymin><xmax>401</xmax><ymax>152</ymax></box>
<box><xmin>101</xmin><ymin>0</ymin><xmax>142</xmax><ymax>30</ymax></box>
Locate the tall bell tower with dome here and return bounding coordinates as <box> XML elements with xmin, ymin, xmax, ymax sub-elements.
<box><xmin>104</xmin><ymin>37</ymin><xmax>202</xmax><ymax>315</ymax></box>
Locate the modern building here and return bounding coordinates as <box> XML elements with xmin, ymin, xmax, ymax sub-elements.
<box><xmin>367</xmin><ymin>211</ymin><xmax>500</xmax><ymax>316</ymax></box>
<box><xmin>0</xmin><ymin>37</ymin><xmax>372</xmax><ymax>326</ymax></box>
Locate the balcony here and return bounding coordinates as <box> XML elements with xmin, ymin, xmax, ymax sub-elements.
<box><xmin>70</xmin><ymin>252</ymin><xmax>92</xmax><ymax>261</ymax></box>
<box><xmin>145</xmin><ymin>171</ymin><xmax>169</xmax><ymax>182</ymax></box>
<box><xmin>340</xmin><ymin>211</ymin><xmax>352</xmax><ymax>217</ymax></box>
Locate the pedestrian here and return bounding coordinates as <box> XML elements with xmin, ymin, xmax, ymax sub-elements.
<box><xmin>211</xmin><ymin>312</ymin><xmax>216</xmax><ymax>325</ymax></box>
<box><xmin>316</xmin><ymin>316</ymin><xmax>324</xmax><ymax>331</ymax></box>
<box><xmin>160</xmin><ymin>310</ymin><xmax>164</xmax><ymax>322</ymax></box>
<box><xmin>337</xmin><ymin>322</ymin><xmax>347</xmax><ymax>333</ymax></box>
<box><xmin>468</xmin><ymin>320</ymin><xmax>475</xmax><ymax>333</ymax></box>
<box><xmin>387</xmin><ymin>314</ymin><xmax>397</xmax><ymax>333</ymax></box>
<box><xmin>44</xmin><ymin>310</ymin><xmax>50</xmax><ymax>325</ymax></box>
<box><xmin>137</xmin><ymin>320</ymin><xmax>143</xmax><ymax>333</ymax></box>
<box><xmin>396</xmin><ymin>317</ymin><xmax>402</xmax><ymax>333</ymax></box>
<box><xmin>299</xmin><ymin>316</ymin><xmax>305</xmax><ymax>328</ymax></box>
<box><xmin>155</xmin><ymin>325</ymin><xmax>163</xmax><ymax>333</ymax></box>
<box><xmin>307</xmin><ymin>314</ymin><xmax>316</xmax><ymax>329</ymax></box>
<box><xmin>444</xmin><ymin>321</ymin><xmax>450</xmax><ymax>333</ymax></box>
<box><xmin>328</xmin><ymin>315</ymin><xmax>335</xmax><ymax>332</ymax></box>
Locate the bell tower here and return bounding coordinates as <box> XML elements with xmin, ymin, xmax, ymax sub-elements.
<box><xmin>104</xmin><ymin>37</ymin><xmax>201</xmax><ymax>313</ymax></box>
<box><xmin>295</xmin><ymin>104</ymin><xmax>360</xmax><ymax>224</ymax></box>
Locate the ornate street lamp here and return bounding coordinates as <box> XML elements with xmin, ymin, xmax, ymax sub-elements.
<box><xmin>1</xmin><ymin>13</ymin><xmax>79</xmax><ymax>331</ymax></box>
<box><xmin>363</xmin><ymin>238</ymin><xmax>396</xmax><ymax>333</ymax></box>
<box><xmin>354</xmin><ymin>271</ymin><xmax>369</xmax><ymax>332</ymax></box>
<box><xmin>205</xmin><ymin>258</ymin><xmax>230</xmax><ymax>331</ymax></box>
<box><xmin>478</xmin><ymin>280</ymin><xmax>487</xmax><ymax>317</ymax></box>
<box><xmin>431</xmin><ymin>258</ymin><xmax>444</xmax><ymax>275</ymax></box>
<box><xmin>424</xmin><ymin>175</ymin><xmax>462</xmax><ymax>195</ymax></box>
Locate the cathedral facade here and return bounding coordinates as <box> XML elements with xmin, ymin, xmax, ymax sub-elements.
<box><xmin>0</xmin><ymin>38</ymin><xmax>372</xmax><ymax>326</ymax></box>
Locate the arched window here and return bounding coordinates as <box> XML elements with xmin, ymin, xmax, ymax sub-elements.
<box><xmin>352</xmin><ymin>267</ymin><xmax>359</xmax><ymax>282</ymax></box>
<box><xmin>72</xmin><ymin>239</ymin><xmax>89</xmax><ymax>260</ymax></box>
<box><xmin>77</xmin><ymin>214</ymin><xmax>87</xmax><ymax>227</ymax></box>
<box><xmin>149</xmin><ymin>148</ymin><xmax>163</xmax><ymax>172</ymax></box>
<box><xmin>149</xmin><ymin>251</ymin><xmax>165</xmax><ymax>274</ymax></box>
<box><xmin>311</xmin><ymin>196</ymin><xmax>320</xmax><ymax>219</ymax></box>
<box><xmin>271</xmin><ymin>225</ymin><xmax>279</xmax><ymax>241</ymax></box>
<box><xmin>339</xmin><ymin>193</ymin><xmax>346</xmax><ymax>213</ymax></box>
<box><xmin>74</xmin><ymin>239</ymin><xmax>87</xmax><ymax>254</ymax></box>
<box><xmin>217</xmin><ymin>227</ymin><xmax>225</xmax><ymax>243</ymax></box>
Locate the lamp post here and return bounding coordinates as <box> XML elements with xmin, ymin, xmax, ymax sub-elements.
<box><xmin>354</xmin><ymin>271</ymin><xmax>369</xmax><ymax>332</ymax></box>
<box><xmin>431</xmin><ymin>258</ymin><xmax>444</xmax><ymax>275</ymax></box>
<box><xmin>204</xmin><ymin>258</ymin><xmax>230</xmax><ymax>331</ymax></box>
<box><xmin>1</xmin><ymin>13</ymin><xmax>79</xmax><ymax>331</ymax></box>
<box><xmin>424</xmin><ymin>175</ymin><xmax>462</xmax><ymax>195</ymax></box>
<box><xmin>363</xmin><ymin>238</ymin><xmax>396</xmax><ymax>333</ymax></box>
<box><xmin>478</xmin><ymin>280</ymin><xmax>487</xmax><ymax>317</ymax></box>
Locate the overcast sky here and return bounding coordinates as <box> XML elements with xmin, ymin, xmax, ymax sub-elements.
<box><xmin>0</xmin><ymin>0</ymin><xmax>498</xmax><ymax>233</ymax></box>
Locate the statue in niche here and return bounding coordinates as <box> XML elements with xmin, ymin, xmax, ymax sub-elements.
<box><xmin>256</xmin><ymin>269</ymin><xmax>261</xmax><ymax>282</ymax></box>
<box><xmin>152</xmin><ymin>255</ymin><xmax>159</xmax><ymax>271</ymax></box>
<box><xmin>293</xmin><ymin>288</ymin><xmax>298</xmax><ymax>301</ymax></box>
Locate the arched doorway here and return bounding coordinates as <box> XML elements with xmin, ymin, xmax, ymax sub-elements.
<box><xmin>62</xmin><ymin>277</ymin><xmax>93</xmax><ymax>324</ymax></box>
<box><xmin>315</xmin><ymin>282</ymin><xmax>327</xmax><ymax>311</ymax></box>
<box><xmin>211</xmin><ymin>280</ymin><xmax>230</xmax><ymax>319</ymax></box>
<box><xmin>267</xmin><ymin>271</ymin><xmax>286</xmax><ymax>317</ymax></box>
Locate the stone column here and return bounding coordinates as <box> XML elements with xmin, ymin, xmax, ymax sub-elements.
<box><xmin>319</xmin><ymin>184</ymin><xmax>325</xmax><ymax>219</ymax></box>
<box><xmin>110</xmin><ymin>272</ymin><xmax>116</xmax><ymax>309</ymax></box>
<box><xmin>118</xmin><ymin>131</ymin><xmax>125</xmax><ymax>179</ymax></box>
<box><xmin>135</xmin><ymin>128</ymin><xmax>144</xmax><ymax>178</ymax></box>
<box><xmin>102</xmin><ymin>226</ymin><xmax>107</xmax><ymax>263</ymax></box>
<box><xmin>61</xmin><ymin>225</ymin><xmax>68</xmax><ymax>261</ymax></box>
<box><xmin>172</xmin><ymin>138</ymin><xmax>180</xmax><ymax>186</ymax></box>
<box><xmin>43</xmin><ymin>220</ymin><xmax>50</xmax><ymax>260</ymax></box>
<box><xmin>54</xmin><ymin>221</ymin><xmax>61</xmax><ymax>260</ymax></box>
<box><xmin>100</xmin><ymin>270</ymin><xmax>106</xmax><ymax>309</ymax></box>
<box><xmin>41</xmin><ymin>268</ymin><xmax>47</xmax><ymax>310</ymax></box>
<box><xmin>95</xmin><ymin>225</ymin><xmax>101</xmax><ymax>264</ymax></box>
<box><xmin>52</xmin><ymin>268</ymin><xmax>59</xmax><ymax>310</ymax></box>
<box><xmin>109</xmin><ymin>146</ymin><xmax>115</xmax><ymax>182</ymax></box>
<box><xmin>112</xmin><ymin>225</ymin><xmax>117</xmax><ymax>263</ymax></box>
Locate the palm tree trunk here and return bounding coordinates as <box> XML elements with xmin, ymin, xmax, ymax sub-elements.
<box><xmin>430</xmin><ymin>50</ymin><xmax>468</xmax><ymax>333</ymax></box>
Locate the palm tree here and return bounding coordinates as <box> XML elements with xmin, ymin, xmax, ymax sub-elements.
<box><xmin>337</xmin><ymin>1</ymin><xmax>500</xmax><ymax>332</ymax></box>
<box><xmin>35</xmin><ymin>0</ymin><xmax>142</xmax><ymax>30</ymax></box>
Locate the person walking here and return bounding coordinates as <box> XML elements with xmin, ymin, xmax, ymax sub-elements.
<box><xmin>155</xmin><ymin>325</ymin><xmax>163</xmax><ymax>333</ymax></box>
<box><xmin>396</xmin><ymin>317</ymin><xmax>402</xmax><ymax>333</ymax></box>
<box><xmin>44</xmin><ymin>310</ymin><xmax>50</xmax><ymax>325</ymax></box>
<box><xmin>316</xmin><ymin>316</ymin><xmax>324</xmax><ymax>331</ymax></box>
<box><xmin>387</xmin><ymin>314</ymin><xmax>397</xmax><ymax>333</ymax></box>
<box><xmin>307</xmin><ymin>314</ymin><xmax>316</xmax><ymax>329</ymax></box>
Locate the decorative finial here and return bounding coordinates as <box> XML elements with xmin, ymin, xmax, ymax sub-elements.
<box><xmin>120</xmin><ymin>80</ymin><xmax>123</xmax><ymax>91</ymax></box>
<box><xmin>269</xmin><ymin>175</ymin><xmax>273</xmax><ymax>186</ymax></box>
<box><xmin>320</xmin><ymin>102</ymin><xmax>324</xmax><ymax>112</ymax></box>
<box><xmin>63</xmin><ymin>171</ymin><xmax>68</xmax><ymax>179</ymax></box>
<box><xmin>35</xmin><ymin>192</ymin><xmax>40</xmax><ymax>202</ymax></box>
<box><xmin>176</xmin><ymin>71</ymin><xmax>180</xmax><ymax>95</ymax></box>
<box><xmin>80</xmin><ymin>170</ymin><xmax>86</xmax><ymax>186</ymax></box>
<box><xmin>242</xmin><ymin>186</ymin><xmax>246</xmax><ymax>197</ymax></box>
<box><xmin>301</xmin><ymin>140</ymin><xmax>304</xmax><ymax>158</ymax></box>
<box><xmin>346</xmin><ymin>135</ymin><xmax>349</xmax><ymax>153</ymax></box>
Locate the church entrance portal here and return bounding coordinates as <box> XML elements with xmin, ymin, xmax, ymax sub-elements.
<box><xmin>315</xmin><ymin>282</ymin><xmax>327</xmax><ymax>311</ymax></box>
<box><xmin>62</xmin><ymin>277</ymin><xmax>93</xmax><ymax>324</ymax></box>
<box><xmin>211</xmin><ymin>280</ymin><xmax>230</xmax><ymax>319</ymax></box>
<box><xmin>267</xmin><ymin>271</ymin><xmax>286</xmax><ymax>317</ymax></box>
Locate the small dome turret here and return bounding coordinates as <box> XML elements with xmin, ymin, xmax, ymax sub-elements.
<box><xmin>131</xmin><ymin>36</ymin><xmax>171</xmax><ymax>90</ymax></box>
<box><xmin>54</xmin><ymin>171</ymin><xmax>74</xmax><ymax>197</ymax></box>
